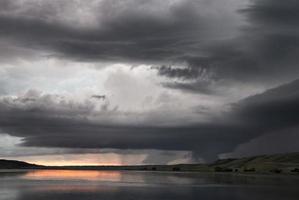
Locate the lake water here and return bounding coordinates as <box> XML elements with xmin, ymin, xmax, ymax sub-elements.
<box><xmin>0</xmin><ymin>170</ymin><xmax>299</xmax><ymax>200</ymax></box>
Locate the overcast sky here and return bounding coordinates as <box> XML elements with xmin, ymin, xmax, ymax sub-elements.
<box><xmin>0</xmin><ymin>0</ymin><xmax>299</xmax><ymax>165</ymax></box>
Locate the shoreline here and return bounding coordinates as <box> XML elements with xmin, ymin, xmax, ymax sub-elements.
<box><xmin>1</xmin><ymin>168</ymin><xmax>299</xmax><ymax>178</ymax></box>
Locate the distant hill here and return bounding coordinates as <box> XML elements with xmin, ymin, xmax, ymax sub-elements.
<box><xmin>212</xmin><ymin>152</ymin><xmax>299</xmax><ymax>167</ymax></box>
<box><xmin>209</xmin><ymin>152</ymin><xmax>299</xmax><ymax>174</ymax></box>
<box><xmin>1</xmin><ymin>152</ymin><xmax>299</xmax><ymax>174</ymax></box>
<box><xmin>43</xmin><ymin>152</ymin><xmax>299</xmax><ymax>175</ymax></box>
<box><xmin>0</xmin><ymin>159</ymin><xmax>42</xmax><ymax>169</ymax></box>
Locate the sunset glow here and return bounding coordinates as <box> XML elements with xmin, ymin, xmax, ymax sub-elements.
<box><xmin>11</xmin><ymin>153</ymin><xmax>148</xmax><ymax>166</ymax></box>
<box><xmin>23</xmin><ymin>170</ymin><xmax>122</xmax><ymax>182</ymax></box>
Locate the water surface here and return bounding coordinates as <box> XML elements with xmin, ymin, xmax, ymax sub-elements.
<box><xmin>0</xmin><ymin>170</ymin><xmax>299</xmax><ymax>200</ymax></box>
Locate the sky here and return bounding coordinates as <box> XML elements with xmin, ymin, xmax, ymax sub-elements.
<box><xmin>0</xmin><ymin>0</ymin><xmax>299</xmax><ymax>166</ymax></box>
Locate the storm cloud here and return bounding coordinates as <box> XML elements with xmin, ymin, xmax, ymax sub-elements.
<box><xmin>0</xmin><ymin>78</ymin><xmax>299</xmax><ymax>161</ymax></box>
<box><xmin>156</xmin><ymin>0</ymin><xmax>299</xmax><ymax>93</ymax></box>
<box><xmin>0</xmin><ymin>0</ymin><xmax>298</xmax><ymax>163</ymax></box>
<box><xmin>0</xmin><ymin>0</ymin><xmax>242</xmax><ymax>63</ymax></box>
<box><xmin>0</xmin><ymin>0</ymin><xmax>297</xmax><ymax>86</ymax></box>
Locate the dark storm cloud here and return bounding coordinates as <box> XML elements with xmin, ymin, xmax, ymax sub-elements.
<box><xmin>242</xmin><ymin>0</ymin><xmax>299</xmax><ymax>27</ymax></box>
<box><xmin>91</xmin><ymin>95</ymin><xmax>106</xmax><ymax>100</ymax></box>
<box><xmin>1</xmin><ymin>79</ymin><xmax>299</xmax><ymax>160</ymax></box>
<box><xmin>155</xmin><ymin>0</ymin><xmax>299</xmax><ymax>92</ymax></box>
<box><xmin>1</xmin><ymin>0</ymin><xmax>298</xmax><ymax>90</ymax></box>
<box><xmin>232</xmin><ymin>0</ymin><xmax>299</xmax><ymax>80</ymax></box>
<box><xmin>161</xmin><ymin>81</ymin><xmax>215</xmax><ymax>95</ymax></box>
<box><xmin>0</xmin><ymin>0</ymin><xmax>224</xmax><ymax>63</ymax></box>
<box><xmin>224</xmin><ymin>126</ymin><xmax>299</xmax><ymax>158</ymax></box>
<box><xmin>155</xmin><ymin>65</ymin><xmax>218</xmax><ymax>95</ymax></box>
<box><xmin>157</xmin><ymin>65</ymin><xmax>201</xmax><ymax>80</ymax></box>
<box><xmin>1</xmin><ymin>0</ymin><xmax>299</xmax><ymax>161</ymax></box>
<box><xmin>232</xmin><ymin>0</ymin><xmax>299</xmax><ymax>81</ymax></box>
<box><xmin>230</xmin><ymin>79</ymin><xmax>299</xmax><ymax>131</ymax></box>
<box><xmin>155</xmin><ymin>60</ymin><xmax>218</xmax><ymax>95</ymax></box>
<box><xmin>0</xmin><ymin>91</ymin><xmax>248</xmax><ymax>161</ymax></box>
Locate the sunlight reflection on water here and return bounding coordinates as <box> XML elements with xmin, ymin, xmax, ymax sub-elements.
<box><xmin>23</xmin><ymin>170</ymin><xmax>122</xmax><ymax>182</ymax></box>
<box><xmin>1</xmin><ymin>170</ymin><xmax>299</xmax><ymax>200</ymax></box>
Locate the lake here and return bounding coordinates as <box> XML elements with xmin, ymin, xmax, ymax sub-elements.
<box><xmin>0</xmin><ymin>170</ymin><xmax>299</xmax><ymax>200</ymax></box>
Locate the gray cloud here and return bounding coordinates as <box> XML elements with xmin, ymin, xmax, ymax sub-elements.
<box><xmin>161</xmin><ymin>81</ymin><xmax>216</xmax><ymax>95</ymax></box>
<box><xmin>1</xmin><ymin>79</ymin><xmax>299</xmax><ymax>161</ymax></box>
<box><xmin>0</xmin><ymin>90</ymin><xmax>246</xmax><ymax>161</ymax></box>
<box><xmin>0</xmin><ymin>0</ymin><xmax>299</xmax><ymax>162</ymax></box>
<box><xmin>230</xmin><ymin>79</ymin><xmax>299</xmax><ymax>131</ymax></box>
<box><xmin>222</xmin><ymin>126</ymin><xmax>299</xmax><ymax>158</ymax></box>
<box><xmin>156</xmin><ymin>0</ymin><xmax>299</xmax><ymax>93</ymax></box>
<box><xmin>1</xmin><ymin>0</ymin><xmax>298</xmax><ymax>90</ymax></box>
<box><xmin>0</xmin><ymin>0</ymin><xmax>242</xmax><ymax>64</ymax></box>
<box><xmin>157</xmin><ymin>65</ymin><xmax>202</xmax><ymax>80</ymax></box>
<box><xmin>91</xmin><ymin>95</ymin><xmax>106</xmax><ymax>100</ymax></box>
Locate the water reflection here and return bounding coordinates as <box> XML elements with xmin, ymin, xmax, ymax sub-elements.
<box><xmin>23</xmin><ymin>170</ymin><xmax>121</xmax><ymax>182</ymax></box>
<box><xmin>0</xmin><ymin>170</ymin><xmax>299</xmax><ymax>200</ymax></box>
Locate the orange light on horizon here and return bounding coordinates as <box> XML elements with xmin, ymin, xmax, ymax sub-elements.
<box><xmin>23</xmin><ymin>170</ymin><xmax>122</xmax><ymax>182</ymax></box>
<box><xmin>31</xmin><ymin>160</ymin><xmax>123</xmax><ymax>167</ymax></box>
<box><xmin>8</xmin><ymin>153</ymin><xmax>147</xmax><ymax>166</ymax></box>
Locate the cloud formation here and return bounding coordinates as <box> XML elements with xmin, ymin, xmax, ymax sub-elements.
<box><xmin>155</xmin><ymin>0</ymin><xmax>299</xmax><ymax>92</ymax></box>
<box><xmin>1</xmin><ymin>79</ymin><xmax>299</xmax><ymax>161</ymax></box>
<box><xmin>0</xmin><ymin>0</ymin><xmax>242</xmax><ymax>64</ymax></box>
<box><xmin>0</xmin><ymin>0</ymin><xmax>299</xmax><ymax>163</ymax></box>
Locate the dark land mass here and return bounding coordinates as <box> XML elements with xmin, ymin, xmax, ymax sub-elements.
<box><xmin>1</xmin><ymin>152</ymin><xmax>299</xmax><ymax>175</ymax></box>
<box><xmin>0</xmin><ymin>159</ymin><xmax>42</xmax><ymax>169</ymax></box>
